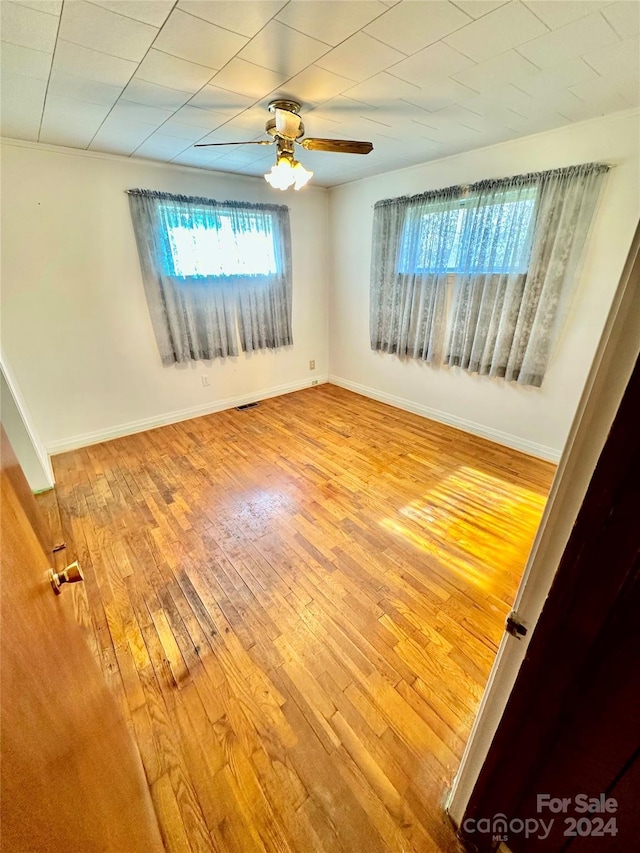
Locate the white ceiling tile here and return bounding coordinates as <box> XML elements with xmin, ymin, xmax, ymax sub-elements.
<box><xmin>40</xmin><ymin>126</ymin><xmax>94</xmax><ymax>148</ymax></box>
<box><xmin>281</xmin><ymin>65</ymin><xmax>359</xmax><ymax>107</ymax></box>
<box><xmin>157</xmin><ymin>118</ymin><xmax>212</xmax><ymax>140</ymax></box>
<box><xmin>522</xmin><ymin>1</ymin><xmax>610</xmax><ymax>30</ymax></box>
<box><xmin>298</xmin><ymin>110</ymin><xmax>346</xmax><ymax>137</ymax></box>
<box><xmin>0</xmin><ymin>41</ymin><xmax>52</xmax><ymax>79</ymax></box>
<box><xmin>601</xmin><ymin>1</ymin><xmax>640</xmax><ymax>37</ymax></box>
<box><xmin>108</xmin><ymin>100</ymin><xmax>175</xmax><ymax>125</ymax></box>
<box><xmin>370</xmin><ymin>101</ymin><xmax>451</xmax><ymax>135</ymax></box>
<box><xmin>570</xmin><ymin>73</ymin><xmax>637</xmax><ymax>105</ymax></box>
<box><xmin>559</xmin><ymin>86</ymin><xmax>632</xmax><ymax>120</ymax></box>
<box><xmin>41</xmin><ymin>93</ymin><xmax>112</xmax><ymax>122</ymax></box>
<box><xmin>197</xmin><ymin>124</ymin><xmax>266</xmax><ymax>143</ymax></box>
<box><xmin>177</xmin><ymin>1</ymin><xmax>287</xmax><ymax>38</ymax></box>
<box><xmin>452</xmin><ymin>49</ymin><xmax>539</xmax><ymax>92</ymax></box>
<box><xmin>401</xmin><ymin>76</ymin><xmax>478</xmax><ymax>110</ymax></box>
<box><xmin>457</xmin><ymin>91</ymin><xmax>528</xmax><ymax>124</ymax></box>
<box><xmin>213</xmin><ymin>145</ymin><xmax>273</xmax><ymax>166</ymax></box>
<box><xmin>48</xmin><ymin>70</ymin><xmax>124</xmax><ymax>105</ymax></box>
<box><xmin>171</xmin><ymin>147</ymin><xmax>228</xmax><ymax>167</ymax></box>
<box><xmin>134</xmin><ymin>133</ymin><xmax>191</xmax><ymax>159</ymax></box>
<box><xmin>497</xmin><ymin>109</ymin><xmax>569</xmax><ymax>134</ymax></box>
<box><xmin>89</xmin><ymin>1</ymin><xmax>174</xmax><ymax>27</ymax></box>
<box><xmin>613</xmin><ymin>73</ymin><xmax>640</xmax><ymax>105</ymax></box>
<box><xmin>351</xmin><ymin>113</ymin><xmax>396</xmax><ymax>135</ymax></box>
<box><xmin>53</xmin><ymin>39</ymin><xmax>137</xmax><ymax>87</ymax></box>
<box><xmin>517</xmin><ymin>13</ymin><xmax>620</xmax><ymax>69</ymax></box>
<box><xmin>59</xmin><ymin>1</ymin><xmax>158</xmax><ymax>62</ymax></box>
<box><xmin>121</xmin><ymin>78</ymin><xmax>192</xmax><ymax>111</ymax></box>
<box><xmin>154</xmin><ymin>9</ymin><xmax>248</xmax><ymax>69</ymax></box>
<box><xmin>444</xmin><ymin>1</ymin><xmax>549</xmax><ymax>62</ymax></box>
<box><xmin>409</xmin><ymin>114</ymin><xmax>482</xmax><ymax>144</ymax></box>
<box><xmin>309</xmin><ymin>93</ymin><xmax>375</xmax><ymax>123</ymax></box>
<box><xmin>1</xmin><ymin>106</ymin><xmax>41</xmax><ymax>140</ymax></box>
<box><xmin>276</xmin><ymin>1</ymin><xmax>387</xmax><ymax>47</ymax></box>
<box><xmin>1</xmin><ymin>0</ymin><xmax>636</xmax><ymax>185</ymax></box>
<box><xmin>479</xmin><ymin>83</ymin><xmax>583</xmax><ymax>117</ymax></box>
<box><xmin>451</xmin><ymin>1</ymin><xmax>507</xmax><ymax>18</ymax></box>
<box><xmin>11</xmin><ymin>1</ymin><xmax>62</xmax><ymax>15</ymax></box>
<box><xmin>209</xmin><ymin>58</ymin><xmax>287</xmax><ymax>99</ymax></box>
<box><xmin>342</xmin><ymin>71</ymin><xmax>422</xmax><ymax>106</ymax></box>
<box><xmin>136</xmin><ymin>49</ymin><xmax>216</xmax><ymax>92</ymax></box>
<box><xmin>187</xmin><ymin>85</ymin><xmax>256</xmax><ymax>115</ymax></box>
<box><xmin>0</xmin><ymin>70</ymin><xmax>47</xmax><ymax>111</ymax></box>
<box><xmin>40</xmin><ymin>105</ymin><xmax>107</xmax><ymax>147</ymax></box>
<box><xmin>237</xmin><ymin>21</ymin><xmax>330</xmax><ymax>79</ymax></box>
<box><xmin>582</xmin><ymin>35</ymin><xmax>640</xmax><ymax>79</ymax></box>
<box><xmin>432</xmin><ymin>104</ymin><xmax>503</xmax><ymax>132</ymax></box>
<box><xmin>89</xmin><ymin>118</ymin><xmax>157</xmax><ymax>153</ymax></box>
<box><xmin>364</xmin><ymin>1</ymin><xmax>473</xmax><ymax>55</ymax></box>
<box><xmin>1</xmin><ymin>1</ymin><xmax>58</xmax><ymax>52</ymax></box>
<box><xmin>220</xmin><ymin>105</ymin><xmax>277</xmax><ymax>134</ymax></box>
<box><xmin>170</xmin><ymin>105</ymin><xmax>230</xmax><ymax>130</ymax></box>
<box><xmin>210</xmin><ymin>102</ymin><xmax>266</xmax><ymax>131</ymax></box>
<box><xmin>513</xmin><ymin>58</ymin><xmax>600</xmax><ymax>98</ymax></box>
<box><xmin>316</xmin><ymin>32</ymin><xmax>406</xmax><ymax>81</ymax></box>
<box><xmin>389</xmin><ymin>41</ymin><xmax>474</xmax><ymax>85</ymax></box>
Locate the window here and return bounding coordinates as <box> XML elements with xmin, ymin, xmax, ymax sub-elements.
<box><xmin>128</xmin><ymin>190</ymin><xmax>293</xmax><ymax>365</ymax></box>
<box><xmin>397</xmin><ymin>188</ymin><xmax>538</xmax><ymax>276</ymax></box>
<box><xmin>161</xmin><ymin>206</ymin><xmax>279</xmax><ymax>279</ymax></box>
<box><xmin>370</xmin><ymin>163</ymin><xmax>608</xmax><ymax>385</ymax></box>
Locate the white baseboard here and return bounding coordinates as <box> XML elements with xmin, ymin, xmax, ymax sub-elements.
<box><xmin>47</xmin><ymin>376</ymin><xmax>328</xmax><ymax>455</ymax></box>
<box><xmin>329</xmin><ymin>374</ymin><xmax>561</xmax><ymax>463</ymax></box>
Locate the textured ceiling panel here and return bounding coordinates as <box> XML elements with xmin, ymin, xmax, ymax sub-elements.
<box><xmin>0</xmin><ymin>0</ymin><xmax>638</xmax><ymax>187</ymax></box>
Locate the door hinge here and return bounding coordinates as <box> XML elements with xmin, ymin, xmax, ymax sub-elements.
<box><xmin>505</xmin><ymin>611</ymin><xmax>528</xmax><ymax>639</ymax></box>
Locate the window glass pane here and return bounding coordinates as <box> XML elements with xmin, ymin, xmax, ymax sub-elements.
<box><xmin>160</xmin><ymin>206</ymin><xmax>278</xmax><ymax>278</ymax></box>
<box><xmin>398</xmin><ymin>187</ymin><xmax>537</xmax><ymax>275</ymax></box>
<box><xmin>397</xmin><ymin>199</ymin><xmax>461</xmax><ymax>275</ymax></box>
<box><xmin>459</xmin><ymin>189</ymin><xmax>537</xmax><ymax>274</ymax></box>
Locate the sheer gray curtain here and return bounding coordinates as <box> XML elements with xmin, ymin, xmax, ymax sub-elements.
<box><xmin>370</xmin><ymin>186</ymin><xmax>460</xmax><ymax>361</ymax></box>
<box><xmin>128</xmin><ymin>190</ymin><xmax>292</xmax><ymax>365</ymax></box>
<box><xmin>370</xmin><ymin>162</ymin><xmax>608</xmax><ymax>386</ymax></box>
<box><xmin>446</xmin><ymin>163</ymin><xmax>609</xmax><ymax>386</ymax></box>
<box><xmin>234</xmin><ymin>205</ymin><xmax>293</xmax><ymax>352</ymax></box>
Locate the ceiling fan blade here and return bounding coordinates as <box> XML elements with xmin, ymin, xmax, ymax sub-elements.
<box><xmin>299</xmin><ymin>138</ymin><xmax>373</xmax><ymax>154</ymax></box>
<box><xmin>194</xmin><ymin>140</ymin><xmax>273</xmax><ymax>148</ymax></box>
<box><xmin>275</xmin><ymin>108</ymin><xmax>303</xmax><ymax>140</ymax></box>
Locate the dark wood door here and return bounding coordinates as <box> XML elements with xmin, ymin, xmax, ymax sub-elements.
<box><xmin>0</xmin><ymin>427</ymin><xmax>164</xmax><ymax>852</ymax></box>
<box><xmin>462</xmin><ymin>356</ymin><xmax>640</xmax><ymax>852</ymax></box>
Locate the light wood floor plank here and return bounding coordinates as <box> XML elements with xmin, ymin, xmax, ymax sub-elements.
<box><xmin>43</xmin><ymin>385</ymin><xmax>554</xmax><ymax>852</ymax></box>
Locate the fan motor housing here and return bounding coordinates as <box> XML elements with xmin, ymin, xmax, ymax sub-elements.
<box><xmin>266</xmin><ymin>118</ymin><xmax>305</xmax><ymax>141</ymax></box>
<box><xmin>268</xmin><ymin>99</ymin><xmax>302</xmax><ymax>115</ymax></box>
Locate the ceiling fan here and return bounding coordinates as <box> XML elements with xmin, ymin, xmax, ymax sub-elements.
<box><xmin>194</xmin><ymin>100</ymin><xmax>374</xmax><ymax>190</ymax></box>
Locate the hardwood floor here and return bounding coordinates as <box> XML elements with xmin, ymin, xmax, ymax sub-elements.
<box><xmin>41</xmin><ymin>385</ymin><xmax>555</xmax><ymax>853</ymax></box>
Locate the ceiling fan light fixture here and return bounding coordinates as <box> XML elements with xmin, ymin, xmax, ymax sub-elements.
<box><xmin>292</xmin><ymin>160</ymin><xmax>313</xmax><ymax>190</ymax></box>
<box><xmin>264</xmin><ymin>156</ymin><xmax>313</xmax><ymax>191</ymax></box>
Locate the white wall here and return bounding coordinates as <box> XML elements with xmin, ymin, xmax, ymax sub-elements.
<box><xmin>1</xmin><ymin>361</ymin><xmax>54</xmax><ymax>491</ymax></box>
<box><xmin>0</xmin><ymin>141</ymin><xmax>329</xmax><ymax>453</ymax></box>
<box><xmin>328</xmin><ymin>110</ymin><xmax>640</xmax><ymax>460</ymax></box>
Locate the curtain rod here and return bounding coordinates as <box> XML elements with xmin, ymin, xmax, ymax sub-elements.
<box><xmin>372</xmin><ymin>161</ymin><xmax>611</xmax><ymax>208</ymax></box>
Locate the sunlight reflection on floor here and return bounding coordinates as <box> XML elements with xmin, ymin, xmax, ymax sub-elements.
<box><xmin>381</xmin><ymin>465</ymin><xmax>549</xmax><ymax>595</ymax></box>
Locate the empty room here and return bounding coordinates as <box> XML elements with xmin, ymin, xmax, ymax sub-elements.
<box><xmin>1</xmin><ymin>1</ymin><xmax>639</xmax><ymax>851</ymax></box>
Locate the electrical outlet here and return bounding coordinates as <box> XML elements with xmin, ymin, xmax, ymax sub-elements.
<box><xmin>201</xmin><ymin>375</ymin><xmax>210</xmax><ymax>387</ymax></box>
<box><xmin>309</xmin><ymin>359</ymin><xmax>316</xmax><ymax>370</ymax></box>
<box><xmin>311</xmin><ymin>379</ymin><xmax>318</xmax><ymax>386</ymax></box>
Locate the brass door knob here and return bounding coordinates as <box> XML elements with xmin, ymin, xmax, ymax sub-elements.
<box><xmin>48</xmin><ymin>561</ymin><xmax>84</xmax><ymax>595</ymax></box>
